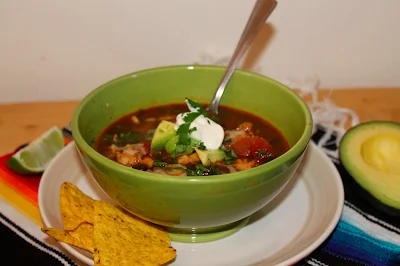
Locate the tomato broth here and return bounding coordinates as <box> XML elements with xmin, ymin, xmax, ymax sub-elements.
<box><xmin>94</xmin><ymin>102</ymin><xmax>290</xmax><ymax>176</ymax></box>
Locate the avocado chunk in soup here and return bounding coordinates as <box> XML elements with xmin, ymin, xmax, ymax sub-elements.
<box><xmin>94</xmin><ymin>98</ymin><xmax>290</xmax><ymax>176</ymax></box>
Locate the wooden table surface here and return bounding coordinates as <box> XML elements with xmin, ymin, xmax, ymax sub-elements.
<box><xmin>0</xmin><ymin>88</ymin><xmax>399</xmax><ymax>155</ymax></box>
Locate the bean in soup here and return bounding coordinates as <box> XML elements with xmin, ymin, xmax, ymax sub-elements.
<box><xmin>94</xmin><ymin>99</ymin><xmax>290</xmax><ymax>176</ymax></box>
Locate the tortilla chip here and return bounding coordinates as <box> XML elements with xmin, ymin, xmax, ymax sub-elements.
<box><xmin>93</xmin><ymin>200</ymin><xmax>176</xmax><ymax>266</ymax></box>
<box><xmin>61</xmin><ymin>182</ymin><xmax>94</xmax><ymax>230</ymax></box>
<box><xmin>42</xmin><ymin>222</ymin><xmax>94</xmax><ymax>252</ymax></box>
<box><xmin>60</xmin><ymin>183</ymin><xmax>85</xmax><ymax>230</ymax></box>
<box><xmin>68</xmin><ymin>222</ymin><xmax>95</xmax><ymax>253</ymax></box>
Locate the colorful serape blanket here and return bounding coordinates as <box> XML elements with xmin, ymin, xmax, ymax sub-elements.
<box><xmin>0</xmin><ymin>125</ymin><xmax>399</xmax><ymax>266</ymax></box>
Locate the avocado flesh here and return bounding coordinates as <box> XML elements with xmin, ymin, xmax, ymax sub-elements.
<box><xmin>195</xmin><ymin>148</ymin><xmax>226</xmax><ymax>166</ymax></box>
<box><xmin>340</xmin><ymin>121</ymin><xmax>400</xmax><ymax>215</ymax></box>
<box><xmin>150</xmin><ymin>120</ymin><xmax>176</xmax><ymax>151</ymax></box>
<box><xmin>165</xmin><ymin>135</ymin><xmax>198</xmax><ymax>157</ymax></box>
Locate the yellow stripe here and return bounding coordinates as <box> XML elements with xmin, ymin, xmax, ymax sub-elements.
<box><xmin>0</xmin><ymin>179</ymin><xmax>43</xmax><ymax>226</ymax></box>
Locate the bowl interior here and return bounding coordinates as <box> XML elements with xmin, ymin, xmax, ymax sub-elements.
<box><xmin>73</xmin><ymin>65</ymin><xmax>312</xmax><ymax>174</ymax></box>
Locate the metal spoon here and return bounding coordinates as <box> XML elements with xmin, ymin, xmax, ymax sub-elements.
<box><xmin>207</xmin><ymin>0</ymin><xmax>277</xmax><ymax>115</ymax></box>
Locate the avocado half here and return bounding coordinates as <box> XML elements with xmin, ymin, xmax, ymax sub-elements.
<box><xmin>339</xmin><ymin>121</ymin><xmax>400</xmax><ymax>216</ymax></box>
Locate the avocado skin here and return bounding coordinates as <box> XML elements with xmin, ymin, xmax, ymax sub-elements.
<box><xmin>339</xmin><ymin>121</ymin><xmax>400</xmax><ymax>217</ymax></box>
<box><xmin>343</xmin><ymin>166</ymin><xmax>400</xmax><ymax>217</ymax></box>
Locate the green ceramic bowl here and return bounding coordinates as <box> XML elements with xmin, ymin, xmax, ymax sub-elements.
<box><xmin>71</xmin><ymin>65</ymin><xmax>313</xmax><ymax>243</ymax></box>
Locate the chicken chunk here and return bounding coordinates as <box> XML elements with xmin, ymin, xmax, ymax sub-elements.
<box><xmin>177</xmin><ymin>153</ymin><xmax>201</xmax><ymax>165</ymax></box>
<box><xmin>233</xmin><ymin>158</ymin><xmax>255</xmax><ymax>171</ymax></box>
<box><xmin>131</xmin><ymin>115</ymin><xmax>140</xmax><ymax>124</ymax></box>
<box><xmin>236</xmin><ymin>122</ymin><xmax>253</xmax><ymax>133</ymax></box>
<box><xmin>116</xmin><ymin>152</ymin><xmax>141</xmax><ymax>166</ymax></box>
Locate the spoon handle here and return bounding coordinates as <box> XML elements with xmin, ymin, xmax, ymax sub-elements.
<box><xmin>208</xmin><ymin>0</ymin><xmax>277</xmax><ymax>114</ymax></box>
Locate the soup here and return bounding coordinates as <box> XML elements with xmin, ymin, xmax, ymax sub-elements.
<box><xmin>94</xmin><ymin>99</ymin><xmax>290</xmax><ymax>176</ymax></box>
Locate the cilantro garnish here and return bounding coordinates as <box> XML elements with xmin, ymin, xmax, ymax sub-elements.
<box><xmin>188</xmin><ymin>127</ymin><xmax>197</xmax><ymax>134</ymax></box>
<box><xmin>223</xmin><ymin>138</ymin><xmax>232</xmax><ymax>144</ymax></box>
<box><xmin>197</xmin><ymin>142</ymin><xmax>206</xmax><ymax>150</ymax></box>
<box><xmin>266</xmin><ymin>154</ymin><xmax>275</xmax><ymax>161</ymax></box>
<box><xmin>223</xmin><ymin>158</ymin><xmax>236</xmax><ymax>165</ymax></box>
<box><xmin>153</xmin><ymin>160</ymin><xmax>168</xmax><ymax>167</ymax></box>
<box><xmin>172</xmin><ymin>98</ymin><xmax>210</xmax><ymax>155</ymax></box>
<box><xmin>185</xmin><ymin>163</ymin><xmax>223</xmax><ymax>176</ymax></box>
<box><xmin>176</xmin><ymin>123</ymin><xmax>192</xmax><ymax>145</ymax></box>
<box><xmin>112</xmin><ymin>131</ymin><xmax>142</xmax><ymax>146</ymax></box>
<box><xmin>209</xmin><ymin>116</ymin><xmax>220</xmax><ymax>123</ymax></box>
<box><xmin>256</xmin><ymin>149</ymin><xmax>267</xmax><ymax>157</ymax></box>
<box><xmin>175</xmin><ymin>144</ymin><xmax>188</xmax><ymax>154</ymax></box>
<box><xmin>209</xmin><ymin>163</ymin><xmax>223</xmax><ymax>175</ymax></box>
<box><xmin>183</xmin><ymin>112</ymin><xmax>201</xmax><ymax>123</ymax></box>
<box><xmin>223</xmin><ymin>148</ymin><xmax>237</xmax><ymax>165</ymax></box>
<box><xmin>186</xmin><ymin>164</ymin><xmax>208</xmax><ymax>176</ymax></box>
<box><xmin>186</xmin><ymin>98</ymin><xmax>207</xmax><ymax>115</ymax></box>
<box><xmin>102</xmin><ymin>134</ymin><xmax>113</xmax><ymax>141</ymax></box>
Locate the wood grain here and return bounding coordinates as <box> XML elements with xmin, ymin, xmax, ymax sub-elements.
<box><xmin>0</xmin><ymin>89</ymin><xmax>399</xmax><ymax>155</ymax></box>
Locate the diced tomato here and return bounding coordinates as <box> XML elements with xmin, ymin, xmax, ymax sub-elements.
<box><xmin>231</xmin><ymin>137</ymin><xmax>252</xmax><ymax>157</ymax></box>
<box><xmin>143</xmin><ymin>141</ymin><xmax>151</xmax><ymax>155</ymax></box>
<box><xmin>231</xmin><ymin>136</ymin><xmax>275</xmax><ymax>165</ymax></box>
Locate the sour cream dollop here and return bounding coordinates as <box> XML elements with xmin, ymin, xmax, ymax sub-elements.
<box><xmin>174</xmin><ymin>112</ymin><xmax>224</xmax><ymax>150</ymax></box>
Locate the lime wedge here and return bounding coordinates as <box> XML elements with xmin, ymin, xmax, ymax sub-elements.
<box><xmin>7</xmin><ymin>126</ymin><xmax>65</xmax><ymax>175</ymax></box>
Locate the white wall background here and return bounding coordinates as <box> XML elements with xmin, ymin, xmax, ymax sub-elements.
<box><xmin>1</xmin><ymin>0</ymin><xmax>399</xmax><ymax>103</ymax></box>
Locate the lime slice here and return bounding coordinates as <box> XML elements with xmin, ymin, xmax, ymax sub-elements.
<box><xmin>7</xmin><ymin>126</ymin><xmax>65</xmax><ymax>175</ymax></box>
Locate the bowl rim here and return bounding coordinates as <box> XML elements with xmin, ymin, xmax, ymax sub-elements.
<box><xmin>71</xmin><ymin>64</ymin><xmax>313</xmax><ymax>184</ymax></box>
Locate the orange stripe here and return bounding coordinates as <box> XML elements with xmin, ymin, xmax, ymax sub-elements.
<box><xmin>0</xmin><ymin>178</ymin><xmax>42</xmax><ymax>225</ymax></box>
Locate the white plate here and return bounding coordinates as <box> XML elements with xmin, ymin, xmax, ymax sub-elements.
<box><xmin>38</xmin><ymin>141</ymin><xmax>344</xmax><ymax>266</ymax></box>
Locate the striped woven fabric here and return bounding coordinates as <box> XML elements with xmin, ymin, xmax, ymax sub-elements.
<box><xmin>297</xmin><ymin>125</ymin><xmax>400</xmax><ymax>266</ymax></box>
<box><xmin>0</xmin><ymin>125</ymin><xmax>399</xmax><ymax>266</ymax></box>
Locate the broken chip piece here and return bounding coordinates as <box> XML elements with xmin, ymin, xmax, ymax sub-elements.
<box><xmin>41</xmin><ymin>222</ymin><xmax>94</xmax><ymax>252</ymax></box>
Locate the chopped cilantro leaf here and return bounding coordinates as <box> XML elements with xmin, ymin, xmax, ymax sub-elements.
<box><xmin>189</xmin><ymin>127</ymin><xmax>197</xmax><ymax>134</ymax></box>
<box><xmin>144</xmin><ymin>131</ymin><xmax>154</xmax><ymax>138</ymax></box>
<box><xmin>223</xmin><ymin>149</ymin><xmax>237</xmax><ymax>159</ymax></box>
<box><xmin>210</xmin><ymin>116</ymin><xmax>220</xmax><ymax>123</ymax></box>
<box><xmin>209</xmin><ymin>163</ymin><xmax>223</xmax><ymax>175</ymax></box>
<box><xmin>197</xmin><ymin>142</ymin><xmax>206</xmax><ymax>150</ymax></box>
<box><xmin>223</xmin><ymin>158</ymin><xmax>236</xmax><ymax>165</ymax></box>
<box><xmin>223</xmin><ymin>138</ymin><xmax>232</xmax><ymax>144</ymax></box>
<box><xmin>196</xmin><ymin>164</ymin><xmax>208</xmax><ymax>172</ymax></box>
<box><xmin>102</xmin><ymin>134</ymin><xmax>113</xmax><ymax>141</ymax></box>
<box><xmin>153</xmin><ymin>160</ymin><xmax>168</xmax><ymax>167</ymax></box>
<box><xmin>223</xmin><ymin>148</ymin><xmax>237</xmax><ymax>165</ymax></box>
<box><xmin>185</xmin><ymin>163</ymin><xmax>223</xmax><ymax>176</ymax></box>
<box><xmin>266</xmin><ymin>154</ymin><xmax>275</xmax><ymax>161</ymax></box>
<box><xmin>113</xmin><ymin>131</ymin><xmax>142</xmax><ymax>146</ymax></box>
<box><xmin>256</xmin><ymin>149</ymin><xmax>267</xmax><ymax>157</ymax></box>
<box><xmin>186</xmin><ymin>168</ymin><xmax>197</xmax><ymax>176</ymax></box>
<box><xmin>177</xmin><ymin>123</ymin><xmax>191</xmax><ymax>145</ymax></box>
<box><xmin>183</xmin><ymin>112</ymin><xmax>201</xmax><ymax>123</ymax></box>
<box><xmin>186</xmin><ymin>98</ymin><xmax>205</xmax><ymax>112</ymax></box>
<box><xmin>176</xmin><ymin>144</ymin><xmax>188</xmax><ymax>154</ymax></box>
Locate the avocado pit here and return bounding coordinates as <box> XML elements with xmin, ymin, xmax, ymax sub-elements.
<box><xmin>361</xmin><ymin>134</ymin><xmax>400</xmax><ymax>175</ymax></box>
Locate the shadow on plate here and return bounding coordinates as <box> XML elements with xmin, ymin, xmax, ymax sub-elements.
<box><xmin>247</xmin><ymin>165</ymin><xmax>304</xmax><ymax>226</ymax></box>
